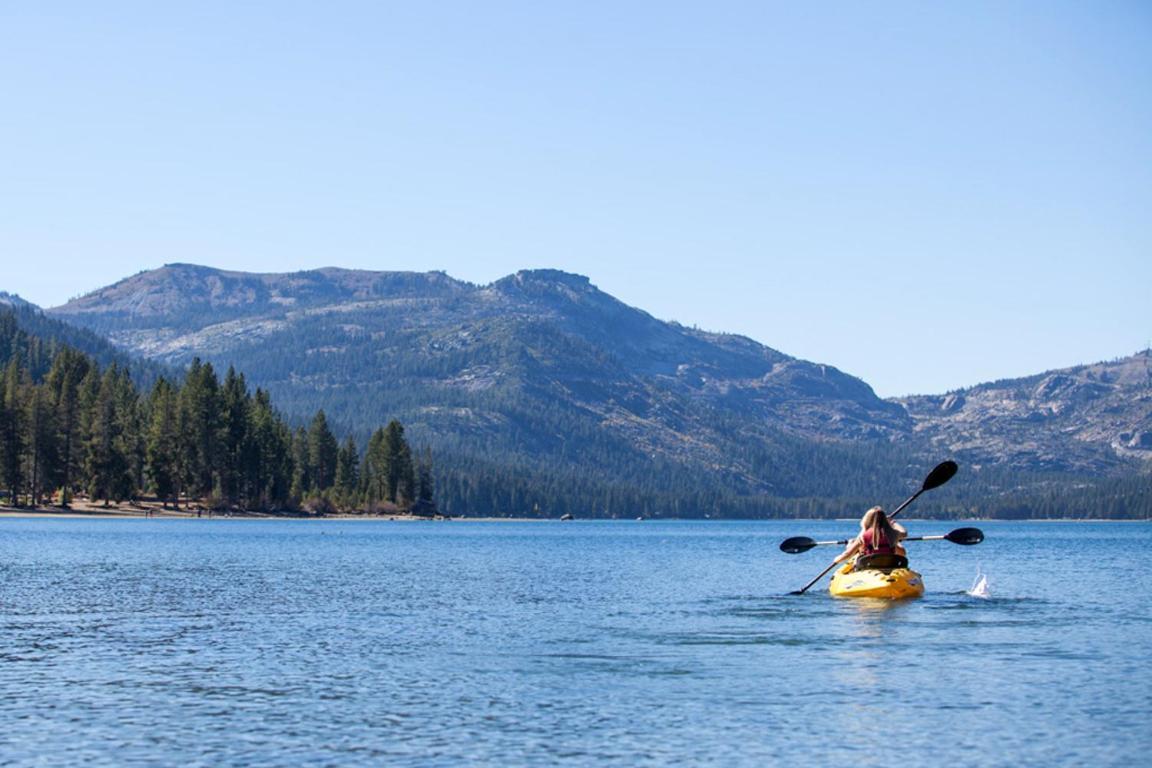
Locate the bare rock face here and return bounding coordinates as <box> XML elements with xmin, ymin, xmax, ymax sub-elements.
<box><xmin>1127</xmin><ymin>431</ymin><xmax>1152</xmax><ymax>449</ymax></box>
<box><xmin>941</xmin><ymin>393</ymin><xmax>965</xmax><ymax>413</ymax></box>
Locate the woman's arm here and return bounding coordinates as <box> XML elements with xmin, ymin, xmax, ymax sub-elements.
<box><xmin>833</xmin><ymin>537</ymin><xmax>861</xmax><ymax>564</ymax></box>
<box><xmin>892</xmin><ymin>522</ymin><xmax>908</xmax><ymax>555</ymax></box>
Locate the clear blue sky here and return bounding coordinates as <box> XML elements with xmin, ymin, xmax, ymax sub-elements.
<box><xmin>2</xmin><ymin>1</ymin><xmax>1149</xmax><ymax>397</ymax></box>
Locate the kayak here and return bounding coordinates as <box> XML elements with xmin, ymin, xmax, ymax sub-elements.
<box><xmin>829</xmin><ymin>556</ymin><xmax>925</xmax><ymax>600</ymax></box>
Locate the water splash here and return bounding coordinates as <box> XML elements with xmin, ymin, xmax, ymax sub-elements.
<box><xmin>967</xmin><ymin>567</ymin><xmax>991</xmax><ymax>599</ymax></box>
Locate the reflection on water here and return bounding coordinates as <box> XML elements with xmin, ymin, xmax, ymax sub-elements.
<box><xmin>0</xmin><ymin>518</ymin><xmax>1149</xmax><ymax>766</ymax></box>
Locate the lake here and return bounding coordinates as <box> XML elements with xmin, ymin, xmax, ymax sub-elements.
<box><xmin>1</xmin><ymin>518</ymin><xmax>1149</xmax><ymax>766</ymax></box>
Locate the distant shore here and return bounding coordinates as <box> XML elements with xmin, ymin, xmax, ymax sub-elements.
<box><xmin>0</xmin><ymin>502</ymin><xmax>551</xmax><ymax>522</ymax></box>
<box><xmin>1</xmin><ymin>504</ymin><xmax>1145</xmax><ymax>523</ymax></box>
<box><xmin>0</xmin><ymin>500</ymin><xmax>414</xmax><ymax>521</ymax></box>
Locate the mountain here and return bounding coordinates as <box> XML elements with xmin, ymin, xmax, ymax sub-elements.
<box><xmin>49</xmin><ymin>264</ymin><xmax>922</xmax><ymax>515</ymax></box>
<box><xmin>44</xmin><ymin>263</ymin><xmax>1151</xmax><ymax>517</ymax></box>
<box><xmin>898</xmin><ymin>352</ymin><xmax>1152</xmax><ymax>473</ymax></box>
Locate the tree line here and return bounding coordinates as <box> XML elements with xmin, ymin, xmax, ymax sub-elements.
<box><xmin>0</xmin><ymin>316</ymin><xmax>434</xmax><ymax>514</ymax></box>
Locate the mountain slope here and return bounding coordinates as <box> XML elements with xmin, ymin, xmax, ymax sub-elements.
<box><xmin>898</xmin><ymin>352</ymin><xmax>1152</xmax><ymax>473</ymax></box>
<box><xmin>50</xmin><ymin>265</ymin><xmax>907</xmax><ymax>434</ymax></box>
<box><xmin>0</xmin><ymin>294</ymin><xmax>169</xmax><ymax>386</ymax></box>
<box><xmin>50</xmin><ymin>264</ymin><xmax>918</xmax><ymax>512</ymax></box>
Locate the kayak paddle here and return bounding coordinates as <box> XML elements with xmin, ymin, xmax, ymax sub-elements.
<box><xmin>780</xmin><ymin>526</ymin><xmax>983</xmax><ymax>554</ymax></box>
<box><xmin>888</xmin><ymin>460</ymin><xmax>957</xmax><ymax>520</ymax></box>
<box><xmin>911</xmin><ymin>527</ymin><xmax>983</xmax><ymax>546</ymax></box>
<box><xmin>789</xmin><ymin>460</ymin><xmax>959</xmax><ymax>595</ymax></box>
<box><xmin>779</xmin><ymin>535</ymin><xmax>849</xmax><ymax>554</ymax></box>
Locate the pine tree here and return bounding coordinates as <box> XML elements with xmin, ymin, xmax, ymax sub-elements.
<box><xmin>412</xmin><ymin>446</ymin><xmax>437</xmax><ymax>516</ymax></box>
<box><xmin>114</xmin><ymin>367</ymin><xmax>144</xmax><ymax>499</ymax></box>
<box><xmin>179</xmin><ymin>359</ymin><xmax>221</xmax><ymax>500</ymax></box>
<box><xmin>334</xmin><ymin>434</ymin><xmax>359</xmax><ymax>507</ymax></box>
<box><xmin>85</xmin><ymin>367</ymin><xmax>133</xmax><ymax>505</ymax></box>
<box><xmin>219</xmin><ymin>366</ymin><xmax>252</xmax><ymax>505</ymax></box>
<box><xmin>290</xmin><ymin>425</ymin><xmax>310</xmax><ymax>502</ymax></box>
<box><xmin>145</xmin><ymin>377</ymin><xmax>181</xmax><ymax>507</ymax></box>
<box><xmin>382</xmin><ymin>420</ymin><xmax>415</xmax><ymax>506</ymax></box>
<box><xmin>25</xmin><ymin>381</ymin><xmax>60</xmax><ymax>505</ymax></box>
<box><xmin>307</xmin><ymin>410</ymin><xmax>339</xmax><ymax>493</ymax></box>
<box><xmin>248</xmin><ymin>388</ymin><xmax>293</xmax><ymax>509</ymax></box>
<box><xmin>45</xmin><ymin>347</ymin><xmax>92</xmax><ymax>506</ymax></box>
<box><xmin>361</xmin><ymin>426</ymin><xmax>389</xmax><ymax>505</ymax></box>
<box><xmin>0</xmin><ymin>359</ymin><xmax>26</xmax><ymax>504</ymax></box>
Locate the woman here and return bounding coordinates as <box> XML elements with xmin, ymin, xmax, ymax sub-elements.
<box><xmin>832</xmin><ymin>505</ymin><xmax>907</xmax><ymax>567</ymax></box>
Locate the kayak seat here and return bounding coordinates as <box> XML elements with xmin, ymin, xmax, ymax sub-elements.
<box><xmin>854</xmin><ymin>553</ymin><xmax>909</xmax><ymax>571</ymax></box>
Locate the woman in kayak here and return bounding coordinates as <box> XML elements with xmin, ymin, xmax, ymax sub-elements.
<box><xmin>832</xmin><ymin>506</ymin><xmax>908</xmax><ymax>566</ymax></box>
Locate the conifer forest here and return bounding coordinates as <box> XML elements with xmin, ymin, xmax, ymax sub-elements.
<box><xmin>0</xmin><ymin>311</ymin><xmax>434</xmax><ymax>515</ymax></box>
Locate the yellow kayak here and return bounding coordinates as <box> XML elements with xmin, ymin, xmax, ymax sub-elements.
<box><xmin>829</xmin><ymin>554</ymin><xmax>925</xmax><ymax>600</ymax></box>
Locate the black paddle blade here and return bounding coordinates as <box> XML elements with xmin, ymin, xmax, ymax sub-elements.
<box><xmin>945</xmin><ymin>527</ymin><xmax>984</xmax><ymax>545</ymax></box>
<box><xmin>922</xmin><ymin>460</ymin><xmax>959</xmax><ymax>491</ymax></box>
<box><xmin>780</xmin><ymin>536</ymin><xmax>818</xmax><ymax>554</ymax></box>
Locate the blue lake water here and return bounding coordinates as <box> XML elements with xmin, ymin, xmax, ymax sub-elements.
<box><xmin>1</xmin><ymin>518</ymin><xmax>1149</xmax><ymax>766</ymax></box>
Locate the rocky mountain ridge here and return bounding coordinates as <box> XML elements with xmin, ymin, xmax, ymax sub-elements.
<box><xmin>898</xmin><ymin>352</ymin><xmax>1152</xmax><ymax>473</ymax></box>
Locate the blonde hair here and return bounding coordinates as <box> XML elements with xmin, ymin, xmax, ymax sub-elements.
<box><xmin>861</xmin><ymin>505</ymin><xmax>897</xmax><ymax>552</ymax></box>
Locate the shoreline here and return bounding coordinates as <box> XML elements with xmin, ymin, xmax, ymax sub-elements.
<box><xmin>0</xmin><ymin>501</ymin><xmax>547</xmax><ymax>522</ymax></box>
<box><xmin>0</xmin><ymin>502</ymin><xmax>414</xmax><ymax>521</ymax></box>
<box><xmin>0</xmin><ymin>506</ymin><xmax>1146</xmax><ymax>523</ymax></box>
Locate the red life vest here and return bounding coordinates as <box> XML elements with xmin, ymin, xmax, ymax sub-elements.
<box><xmin>862</xmin><ymin>529</ymin><xmax>897</xmax><ymax>556</ymax></box>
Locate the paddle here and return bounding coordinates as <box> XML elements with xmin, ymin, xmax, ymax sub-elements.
<box><xmin>789</xmin><ymin>460</ymin><xmax>959</xmax><ymax>595</ymax></box>
<box><xmin>887</xmin><ymin>460</ymin><xmax>957</xmax><ymax>520</ymax></box>
<box><xmin>780</xmin><ymin>526</ymin><xmax>983</xmax><ymax>554</ymax></box>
